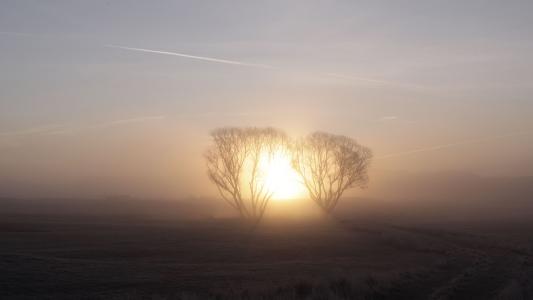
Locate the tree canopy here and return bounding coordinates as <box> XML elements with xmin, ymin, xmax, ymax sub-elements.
<box><xmin>205</xmin><ymin>127</ymin><xmax>289</xmax><ymax>222</ymax></box>
<box><xmin>292</xmin><ymin>132</ymin><xmax>372</xmax><ymax>213</ymax></box>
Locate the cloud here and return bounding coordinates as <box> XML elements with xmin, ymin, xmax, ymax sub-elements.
<box><xmin>376</xmin><ymin>131</ymin><xmax>532</xmax><ymax>160</ymax></box>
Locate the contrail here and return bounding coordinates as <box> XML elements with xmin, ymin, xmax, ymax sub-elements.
<box><xmin>105</xmin><ymin>45</ymin><xmax>278</xmax><ymax>70</ymax></box>
<box><xmin>322</xmin><ymin>73</ymin><xmax>428</xmax><ymax>90</ymax></box>
<box><xmin>105</xmin><ymin>44</ymin><xmax>418</xmax><ymax>89</ymax></box>
<box><xmin>0</xmin><ymin>31</ymin><xmax>424</xmax><ymax>89</ymax></box>
<box><xmin>0</xmin><ymin>124</ymin><xmax>68</xmax><ymax>137</ymax></box>
<box><xmin>105</xmin><ymin>115</ymin><xmax>166</xmax><ymax>126</ymax></box>
<box><xmin>0</xmin><ymin>31</ymin><xmax>41</xmax><ymax>37</ymax></box>
<box><xmin>0</xmin><ymin>115</ymin><xmax>166</xmax><ymax>138</ymax></box>
<box><xmin>83</xmin><ymin>115</ymin><xmax>167</xmax><ymax>130</ymax></box>
<box><xmin>376</xmin><ymin>131</ymin><xmax>532</xmax><ymax>160</ymax></box>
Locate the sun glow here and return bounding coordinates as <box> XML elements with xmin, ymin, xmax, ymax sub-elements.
<box><xmin>258</xmin><ymin>150</ymin><xmax>306</xmax><ymax>201</ymax></box>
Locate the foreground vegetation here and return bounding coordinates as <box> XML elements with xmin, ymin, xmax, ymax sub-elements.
<box><xmin>1</xmin><ymin>215</ymin><xmax>532</xmax><ymax>299</ymax></box>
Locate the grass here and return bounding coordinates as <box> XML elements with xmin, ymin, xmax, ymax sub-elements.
<box><xmin>1</xmin><ymin>215</ymin><xmax>532</xmax><ymax>299</ymax></box>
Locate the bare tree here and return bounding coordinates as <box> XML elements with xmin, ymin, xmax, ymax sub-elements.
<box><xmin>205</xmin><ymin>127</ymin><xmax>289</xmax><ymax>223</ymax></box>
<box><xmin>292</xmin><ymin>132</ymin><xmax>372</xmax><ymax>214</ymax></box>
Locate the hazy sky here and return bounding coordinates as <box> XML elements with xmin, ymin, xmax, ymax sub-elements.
<box><xmin>1</xmin><ymin>1</ymin><xmax>532</xmax><ymax>198</ymax></box>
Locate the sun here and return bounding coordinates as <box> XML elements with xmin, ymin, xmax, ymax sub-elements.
<box><xmin>258</xmin><ymin>150</ymin><xmax>306</xmax><ymax>200</ymax></box>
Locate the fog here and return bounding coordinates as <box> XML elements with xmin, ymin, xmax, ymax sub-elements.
<box><xmin>1</xmin><ymin>1</ymin><xmax>532</xmax><ymax>218</ymax></box>
<box><xmin>4</xmin><ymin>2</ymin><xmax>533</xmax><ymax>299</ymax></box>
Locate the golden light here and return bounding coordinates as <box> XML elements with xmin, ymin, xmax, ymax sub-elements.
<box><xmin>258</xmin><ymin>150</ymin><xmax>307</xmax><ymax>201</ymax></box>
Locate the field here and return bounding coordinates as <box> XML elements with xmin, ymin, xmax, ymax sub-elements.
<box><xmin>1</xmin><ymin>214</ymin><xmax>533</xmax><ymax>299</ymax></box>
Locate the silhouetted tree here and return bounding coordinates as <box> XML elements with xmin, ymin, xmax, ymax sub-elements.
<box><xmin>292</xmin><ymin>132</ymin><xmax>372</xmax><ymax>214</ymax></box>
<box><xmin>205</xmin><ymin>127</ymin><xmax>289</xmax><ymax>223</ymax></box>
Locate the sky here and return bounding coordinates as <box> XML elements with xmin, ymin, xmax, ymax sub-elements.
<box><xmin>1</xmin><ymin>1</ymin><xmax>532</xmax><ymax>199</ymax></box>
